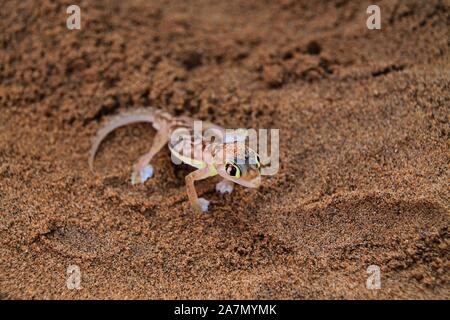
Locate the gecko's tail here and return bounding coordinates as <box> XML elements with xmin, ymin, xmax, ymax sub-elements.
<box><xmin>88</xmin><ymin>108</ymin><xmax>162</xmax><ymax>172</ymax></box>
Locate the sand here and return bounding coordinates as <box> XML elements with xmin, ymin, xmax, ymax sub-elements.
<box><xmin>0</xmin><ymin>0</ymin><xmax>449</xmax><ymax>299</ymax></box>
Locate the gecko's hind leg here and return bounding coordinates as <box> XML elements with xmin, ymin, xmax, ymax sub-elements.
<box><xmin>131</xmin><ymin>129</ymin><xmax>169</xmax><ymax>185</ymax></box>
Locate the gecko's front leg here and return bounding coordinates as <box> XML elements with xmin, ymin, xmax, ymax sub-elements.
<box><xmin>185</xmin><ymin>166</ymin><xmax>215</xmax><ymax>213</ymax></box>
<box><xmin>215</xmin><ymin>179</ymin><xmax>234</xmax><ymax>194</ymax></box>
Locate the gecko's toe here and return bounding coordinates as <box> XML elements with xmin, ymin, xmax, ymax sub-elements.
<box><xmin>131</xmin><ymin>165</ymin><xmax>154</xmax><ymax>185</ymax></box>
<box><xmin>216</xmin><ymin>180</ymin><xmax>234</xmax><ymax>194</ymax></box>
<box><xmin>197</xmin><ymin>198</ymin><xmax>210</xmax><ymax>213</ymax></box>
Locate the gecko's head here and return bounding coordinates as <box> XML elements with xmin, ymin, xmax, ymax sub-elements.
<box><xmin>214</xmin><ymin>142</ymin><xmax>261</xmax><ymax>188</ymax></box>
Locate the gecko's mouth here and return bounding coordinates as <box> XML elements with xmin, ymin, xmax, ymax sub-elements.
<box><xmin>217</xmin><ymin>171</ymin><xmax>261</xmax><ymax>188</ymax></box>
<box><xmin>236</xmin><ymin>176</ymin><xmax>261</xmax><ymax>188</ymax></box>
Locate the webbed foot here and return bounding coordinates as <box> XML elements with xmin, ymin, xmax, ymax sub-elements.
<box><xmin>197</xmin><ymin>198</ymin><xmax>210</xmax><ymax>213</ymax></box>
<box><xmin>215</xmin><ymin>180</ymin><xmax>234</xmax><ymax>194</ymax></box>
<box><xmin>131</xmin><ymin>164</ymin><xmax>154</xmax><ymax>185</ymax></box>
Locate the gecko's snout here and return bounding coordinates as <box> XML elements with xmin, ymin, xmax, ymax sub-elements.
<box><xmin>235</xmin><ymin>174</ymin><xmax>261</xmax><ymax>188</ymax></box>
<box><xmin>249</xmin><ymin>175</ymin><xmax>261</xmax><ymax>188</ymax></box>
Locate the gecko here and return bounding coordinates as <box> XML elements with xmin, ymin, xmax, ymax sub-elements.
<box><xmin>88</xmin><ymin>108</ymin><xmax>261</xmax><ymax>213</ymax></box>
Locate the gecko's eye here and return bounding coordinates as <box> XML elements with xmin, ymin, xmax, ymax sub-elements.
<box><xmin>225</xmin><ymin>163</ymin><xmax>241</xmax><ymax>178</ymax></box>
